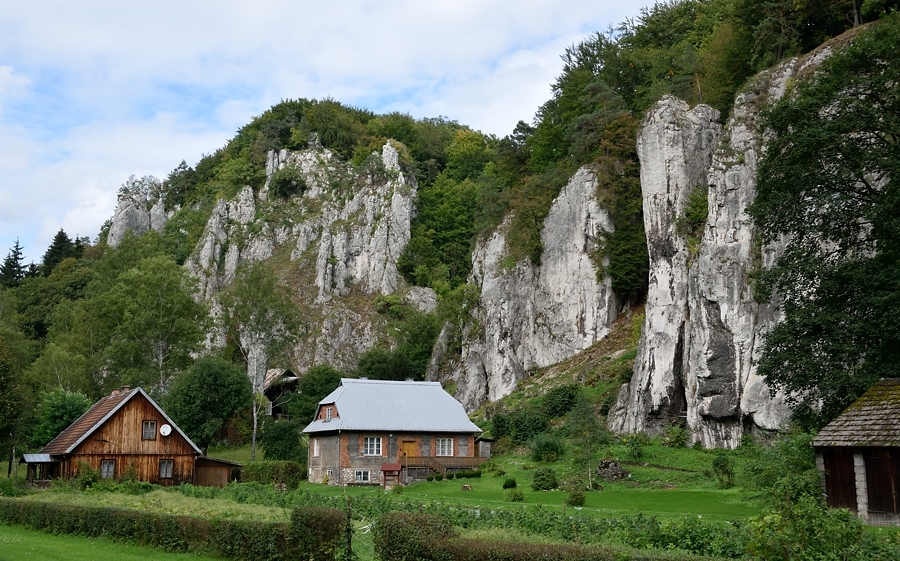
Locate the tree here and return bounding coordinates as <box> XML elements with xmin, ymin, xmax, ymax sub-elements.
<box><xmin>0</xmin><ymin>335</ymin><xmax>22</xmax><ymax>475</ymax></box>
<box><xmin>287</xmin><ymin>364</ymin><xmax>343</xmax><ymax>423</ymax></box>
<box><xmin>41</xmin><ymin>229</ymin><xmax>83</xmax><ymax>275</ymax></box>
<box><xmin>30</xmin><ymin>388</ymin><xmax>92</xmax><ymax>447</ymax></box>
<box><xmin>97</xmin><ymin>255</ymin><xmax>208</xmax><ymax>394</ymax></box>
<box><xmin>749</xmin><ymin>15</ymin><xmax>900</xmax><ymax>429</ymax></box>
<box><xmin>260</xmin><ymin>419</ymin><xmax>306</xmax><ymax>462</ymax></box>
<box><xmin>0</xmin><ymin>240</ymin><xmax>25</xmax><ymax>288</ymax></box>
<box><xmin>164</xmin><ymin>356</ymin><xmax>252</xmax><ymax>453</ymax></box>
<box><xmin>220</xmin><ymin>261</ymin><xmax>301</xmax><ymax>460</ymax></box>
<box><xmin>566</xmin><ymin>395</ymin><xmax>611</xmax><ymax>490</ymax></box>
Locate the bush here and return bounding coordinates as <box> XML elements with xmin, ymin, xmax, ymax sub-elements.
<box><xmin>242</xmin><ymin>461</ymin><xmax>306</xmax><ymax>489</ymax></box>
<box><xmin>426</xmin><ymin>475</ymin><xmax>434</xmax><ymax>482</ymax></box>
<box><xmin>372</xmin><ymin>512</ymin><xmax>454</xmax><ymax>561</ymax></box>
<box><xmin>529</xmin><ymin>433</ymin><xmax>565</xmax><ymax>462</ymax></box>
<box><xmin>0</xmin><ymin>477</ymin><xmax>28</xmax><ymax>497</ymax></box>
<box><xmin>491</xmin><ymin>413</ymin><xmax>509</xmax><ymax>439</ymax></box>
<box><xmin>505</xmin><ymin>489</ymin><xmax>525</xmax><ymax>502</ymax></box>
<box><xmin>502</xmin><ymin>478</ymin><xmax>517</xmax><ymax>489</ymax></box>
<box><xmin>0</xmin><ymin>498</ymin><xmax>345</xmax><ymax>561</ymax></box>
<box><xmin>260</xmin><ymin>419</ymin><xmax>307</xmax><ymax>462</ymax></box>
<box><xmin>541</xmin><ymin>384</ymin><xmax>582</xmax><ymax>418</ymax></box>
<box><xmin>661</xmin><ymin>424</ymin><xmax>688</xmax><ymax>448</ymax></box>
<box><xmin>75</xmin><ymin>461</ymin><xmax>100</xmax><ymax>489</ymax></box>
<box><xmin>268</xmin><ymin>165</ymin><xmax>307</xmax><ymax>198</ymax></box>
<box><xmin>711</xmin><ymin>455</ymin><xmax>734</xmax><ymax>488</ymax></box>
<box><xmin>508</xmin><ymin>408</ymin><xmax>550</xmax><ymax>445</ymax></box>
<box><xmin>434</xmin><ymin>474</ymin><xmax>443</xmax><ymax>481</ymax></box>
<box><xmin>531</xmin><ymin>467</ymin><xmax>557</xmax><ymax>491</ymax></box>
<box><xmin>446</xmin><ymin>472</ymin><xmax>455</xmax><ymax>480</ymax></box>
<box><xmin>566</xmin><ymin>489</ymin><xmax>586</xmax><ymax>507</ymax></box>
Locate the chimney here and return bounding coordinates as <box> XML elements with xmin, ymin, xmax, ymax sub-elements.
<box><xmin>111</xmin><ymin>389</ymin><xmax>119</xmax><ymax>397</ymax></box>
<box><xmin>121</xmin><ymin>386</ymin><xmax>131</xmax><ymax>394</ymax></box>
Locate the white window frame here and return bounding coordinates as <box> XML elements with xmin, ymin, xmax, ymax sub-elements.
<box><xmin>325</xmin><ymin>407</ymin><xmax>333</xmax><ymax>421</ymax></box>
<box><xmin>100</xmin><ymin>459</ymin><xmax>115</xmax><ymax>479</ymax></box>
<box><xmin>435</xmin><ymin>437</ymin><xmax>454</xmax><ymax>457</ymax></box>
<box><xmin>159</xmin><ymin>459</ymin><xmax>174</xmax><ymax>479</ymax></box>
<box><xmin>326</xmin><ymin>469</ymin><xmax>334</xmax><ymax>479</ymax></box>
<box><xmin>355</xmin><ymin>470</ymin><xmax>370</xmax><ymax>483</ymax></box>
<box><xmin>363</xmin><ymin>437</ymin><xmax>382</xmax><ymax>456</ymax></box>
<box><xmin>312</xmin><ymin>438</ymin><xmax>320</xmax><ymax>457</ymax></box>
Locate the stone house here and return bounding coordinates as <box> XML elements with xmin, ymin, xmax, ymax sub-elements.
<box><xmin>813</xmin><ymin>378</ymin><xmax>900</xmax><ymax>526</ymax></box>
<box><xmin>303</xmin><ymin>378</ymin><xmax>484</xmax><ymax>486</ymax></box>
<box><xmin>21</xmin><ymin>387</ymin><xmax>238</xmax><ymax>487</ymax></box>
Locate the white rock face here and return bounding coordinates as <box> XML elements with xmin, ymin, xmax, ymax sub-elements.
<box><xmin>607</xmin><ymin>55</ymin><xmax>821</xmax><ymax>446</ymax></box>
<box><xmin>107</xmin><ymin>200</ymin><xmax>152</xmax><ymax>247</ymax></box>
<box><xmin>186</xmin><ymin>142</ymin><xmax>417</xmax><ymax>373</ymax></box>
<box><xmin>434</xmin><ymin>167</ymin><xmax>619</xmax><ymax>410</ymax></box>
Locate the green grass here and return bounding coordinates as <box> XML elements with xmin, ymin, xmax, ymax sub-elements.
<box><xmin>0</xmin><ymin>524</ymin><xmax>216</xmax><ymax>561</ymax></box>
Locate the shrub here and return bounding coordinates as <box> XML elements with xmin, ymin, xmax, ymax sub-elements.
<box><xmin>502</xmin><ymin>477</ymin><xmax>517</xmax><ymax>489</ymax></box>
<box><xmin>491</xmin><ymin>413</ymin><xmax>509</xmax><ymax>439</ymax></box>
<box><xmin>434</xmin><ymin>474</ymin><xmax>443</xmax><ymax>481</ymax></box>
<box><xmin>661</xmin><ymin>424</ymin><xmax>688</xmax><ymax>448</ymax></box>
<box><xmin>390</xmin><ymin>484</ymin><xmax>404</xmax><ymax>495</ymax></box>
<box><xmin>289</xmin><ymin>505</ymin><xmax>346</xmax><ymax>561</ymax></box>
<box><xmin>621</xmin><ymin>433</ymin><xmax>648</xmax><ymax>461</ymax></box>
<box><xmin>242</xmin><ymin>461</ymin><xmax>306</xmax><ymax>489</ymax></box>
<box><xmin>0</xmin><ymin>477</ymin><xmax>28</xmax><ymax>497</ymax></box>
<box><xmin>75</xmin><ymin>461</ymin><xmax>99</xmax><ymax>489</ymax></box>
<box><xmin>711</xmin><ymin>455</ymin><xmax>734</xmax><ymax>488</ymax></box>
<box><xmin>566</xmin><ymin>489</ymin><xmax>586</xmax><ymax>507</ymax></box>
<box><xmin>529</xmin><ymin>433</ymin><xmax>565</xmax><ymax>462</ymax></box>
<box><xmin>505</xmin><ymin>489</ymin><xmax>525</xmax><ymax>502</ymax></box>
<box><xmin>268</xmin><ymin>165</ymin><xmax>307</xmax><ymax>198</ymax></box>
<box><xmin>531</xmin><ymin>466</ymin><xmax>557</xmax><ymax>491</ymax></box>
<box><xmin>372</xmin><ymin>512</ymin><xmax>454</xmax><ymax>561</ymax></box>
<box><xmin>541</xmin><ymin>384</ymin><xmax>582</xmax><ymax>419</ymax></box>
<box><xmin>446</xmin><ymin>472</ymin><xmax>455</xmax><ymax>480</ymax></box>
<box><xmin>508</xmin><ymin>408</ymin><xmax>549</xmax><ymax>445</ymax></box>
<box><xmin>426</xmin><ymin>475</ymin><xmax>434</xmax><ymax>482</ymax></box>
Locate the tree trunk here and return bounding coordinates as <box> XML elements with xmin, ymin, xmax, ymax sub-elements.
<box><xmin>251</xmin><ymin>401</ymin><xmax>258</xmax><ymax>461</ymax></box>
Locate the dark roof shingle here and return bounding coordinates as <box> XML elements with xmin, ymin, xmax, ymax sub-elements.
<box><xmin>40</xmin><ymin>388</ymin><xmax>136</xmax><ymax>455</ymax></box>
<box><xmin>813</xmin><ymin>378</ymin><xmax>900</xmax><ymax>447</ymax></box>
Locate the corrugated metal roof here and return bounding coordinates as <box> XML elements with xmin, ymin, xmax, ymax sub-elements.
<box><xmin>21</xmin><ymin>454</ymin><xmax>56</xmax><ymax>463</ymax></box>
<box><xmin>39</xmin><ymin>387</ymin><xmax>202</xmax><ymax>455</ymax></box>
<box><xmin>813</xmin><ymin>378</ymin><xmax>900</xmax><ymax>447</ymax></box>
<box><xmin>303</xmin><ymin>378</ymin><xmax>481</xmax><ymax>434</ymax></box>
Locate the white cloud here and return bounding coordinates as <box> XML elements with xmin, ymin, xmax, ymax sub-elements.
<box><xmin>0</xmin><ymin>0</ymin><xmax>650</xmax><ymax>261</ymax></box>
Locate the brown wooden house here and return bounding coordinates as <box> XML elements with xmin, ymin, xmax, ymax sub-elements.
<box><xmin>22</xmin><ymin>386</ymin><xmax>237</xmax><ymax>487</ymax></box>
<box><xmin>813</xmin><ymin>378</ymin><xmax>900</xmax><ymax>526</ymax></box>
<box><xmin>303</xmin><ymin>379</ymin><xmax>485</xmax><ymax>486</ymax></box>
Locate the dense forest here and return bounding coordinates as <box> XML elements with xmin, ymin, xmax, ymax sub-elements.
<box><xmin>1</xmin><ymin>0</ymin><xmax>898</xmax><ymax>462</ymax></box>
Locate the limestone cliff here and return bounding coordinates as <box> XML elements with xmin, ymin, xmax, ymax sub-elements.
<box><xmin>430</xmin><ymin>167</ymin><xmax>620</xmax><ymax>410</ymax></box>
<box><xmin>609</xmin><ymin>51</ymin><xmax>830</xmax><ymax>448</ymax></box>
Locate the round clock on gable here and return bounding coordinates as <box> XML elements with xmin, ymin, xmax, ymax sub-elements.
<box><xmin>160</xmin><ymin>424</ymin><xmax>172</xmax><ymax>437</ymax></box>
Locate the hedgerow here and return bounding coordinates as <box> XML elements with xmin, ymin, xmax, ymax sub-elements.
<box><xmin>0</xmin><ymin>497</ymin><xmax>344</xmax><ymax>561</ymax></box>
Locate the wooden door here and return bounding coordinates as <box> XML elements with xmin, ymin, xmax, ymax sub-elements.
<box><xmin>864</xmin><ymin>448</ymin><xmax>898</xmax><ymax>514</ymax></box>
<box><xmin>401</xmin><ymin>441</ymin><xmax>417</xmax><ymax>458</ymax></box>
<box><xmin>823</xmin><ymin>449</ymin><xmax>857</xmax><ymax>511</ymax></box>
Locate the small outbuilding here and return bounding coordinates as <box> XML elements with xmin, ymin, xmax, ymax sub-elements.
<box><xmin>813</xmin><ymin>378</ymin><xmax>900</xmax><ymax>526</ymax></box>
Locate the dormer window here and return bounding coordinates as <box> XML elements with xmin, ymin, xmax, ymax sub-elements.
<box><xmin>325</xmin><ymin>407</ymin><xmax>333</xmax><ymax>421</ymax></box>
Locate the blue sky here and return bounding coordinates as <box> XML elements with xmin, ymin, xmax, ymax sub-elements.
<box><xmin>0</xmin><ymin>1</ymin><xmax>651</xmax><ymax>263</ymax></box>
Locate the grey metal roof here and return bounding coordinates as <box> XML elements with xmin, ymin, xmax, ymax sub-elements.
<box><xmin>303</xmin><ymin>378</ymin><xmax>481</xmax><ymax>434</ymax></box>
<box><xmin>21</xmin><ymin>454</ymin><xmax>56</xmax><ymax>463</ymax></box>
<box><xmin>813</xmin><ymin>378</ymin><xmax>900</xmax><ymax>447</ymax></box>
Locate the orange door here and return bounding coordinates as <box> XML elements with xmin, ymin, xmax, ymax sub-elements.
<box><xmin>401</xmin><ymin>441</ymin><xmax>417</xmax><ymax>458</ymax></box>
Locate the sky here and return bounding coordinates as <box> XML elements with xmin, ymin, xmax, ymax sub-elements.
<box><xmin>0</xmin><ymin>1</ymin><xmax>652</xmax><ymax>263</ymax></box>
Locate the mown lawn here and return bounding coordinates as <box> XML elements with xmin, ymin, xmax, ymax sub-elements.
<box><xmin>0</xmin><ymin>524</ymin><xmax>216</xmax><ymax>561</ymax></box>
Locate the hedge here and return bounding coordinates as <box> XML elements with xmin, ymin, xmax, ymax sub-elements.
<box><xmin>0</xmin><ymin>497</ymin><xmax>344</xmax><ymax>561</ymax></box>
<box><xmin>242</xmin><ymin>460</ymin><xmax>306</xmax><ymax>488</ymax></box>
<box><xmin>372</xmin><ymin>512</ymin><xmax>732</xmax><ymax>561</ymax></box>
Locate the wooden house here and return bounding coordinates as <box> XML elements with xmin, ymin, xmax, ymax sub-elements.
<box><xmin>303</xmin><ymin>378</ymin><xmax>485</xmax><ymax>486</ymax></box>
<box><xmin>21</xmin><ymin>386</ymin><xmax>238</xmax><ymax>487</ymax></box>
<box><xmin>263</xmin><ymin>368</ymin><xmax>298</xmax><ymax>419</ymax></box>
<box><xmin>813</xmin><ymin>378</ymin><xmax>900</xmax><ymax>526</ymax></box>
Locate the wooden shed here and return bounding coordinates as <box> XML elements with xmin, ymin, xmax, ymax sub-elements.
<box><xmin>813</xmin><ymin>378</ymin><xmax>900</xmax><ymax>526</ymax></box>
<box><xmin>22</xmin><ymin>387</ymin><xmax>239</xmax><ymax>487</ymax></box>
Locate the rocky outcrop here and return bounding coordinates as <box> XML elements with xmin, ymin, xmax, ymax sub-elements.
<box><xmin>185</xmin><ymin>142</ymin><xmax>417</xmax><ymax>373</ymax></box>
<box><xmin>608</xmin><ymin>53</ymin><xmax>828</xmax><ymax>447</ymax></box>
<box><xmin>432</xmin><ymin>167</ymin><xmax>619</xmax><ymax>410</ymax></box>
<box><xmin>108</xmin><ymin>197</ymin><xmax>172</xmax><ymax>247</ymax></box>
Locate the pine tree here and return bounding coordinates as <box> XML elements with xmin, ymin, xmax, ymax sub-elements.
<box><xmin>0</xmin><ymin>240</ymin><xmax>25</xmax><ymax>288</ymax></box>
<box><xmin>41</xmin><ymin>229</ymin><xmax>80</xmax><ymax>275</ymax></box>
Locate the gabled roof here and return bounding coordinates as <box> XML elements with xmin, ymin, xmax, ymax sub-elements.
<box><xmin>303</xmin><ymin>378</ymin><xmax>481</xmax><ymax>434</ymax></box>
<box><xmin>813</xmin><ymin>378</ymin><xmax>900</xmax><ymax>447</ymax></box>
<box><xmin>40</xmin><ymin>387</ymin><xmax>202</xmax><ymax>455</ymax></box>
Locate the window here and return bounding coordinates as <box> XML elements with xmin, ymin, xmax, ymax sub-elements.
<box><xmin>326</xmin><ymin>469</ymin><xmax>334</xmax><ymax>479</ymax></box>
<box><xmin>355</xmin><ymin>470</ymin><xmax>370</xmax><ymax>483</ymax></box>
<box><xmin>363</xmin><ymin>437</ymin><xmax>381</xmax><ymax>456</ymax></box>
<box><xmin>142</xmin><ymin>420</ymin><xmax>157</xmax><ymax>440</ymax></box>
<box><xmin>325</xmin><ymin>407</ymin><xmax>333</xmax><ymax>421</ymax></box>
<box><xmin>436</xmin><ymin>438</ymin><xmax>454</xmax><ymax>457</ymax></box>
<box><xmin>100</xmin><ymin>459</ymin><xmax>115</xmax><ymax>479</ymax></box>
<box><xmin>159</xmin><ymin>459</ymin><xmax>173</xmax><ymax>479</ymax></box>
<box><xmin>312</xmin><ymin>438</ymin><xmax>320</xmax><ymax>457</ymax></box>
